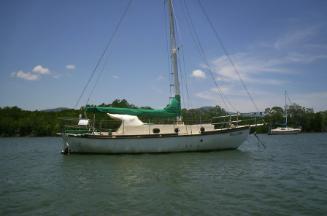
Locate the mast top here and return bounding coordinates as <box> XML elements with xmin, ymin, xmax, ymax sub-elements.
<box><xmin>167</xmin><ymin>0</ymin><xmax>180</xmax><ymax>97</ymax></box>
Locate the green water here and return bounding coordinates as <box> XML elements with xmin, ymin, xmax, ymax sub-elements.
<box><xmin>1</xmin><ymin>134</ymin><xmax>327</xmax><ymax>215</ymax></box>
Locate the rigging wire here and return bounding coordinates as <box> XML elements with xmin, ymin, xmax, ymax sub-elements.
<box><xmin>178</xmin><ymin>48</ymin><xmax>187</xmax><ymax>110</ymax></box>
<box><xmin>286</xmin><ymin>91</ymin><xmax>293</xmax><ymax>105</ymax></box>
<box><xmin>197</xmin><ymin>0</ymin><xmax>259</xmax><ymax>112</ymax></box>
<box><xmin>74</xmin><ymin>0</ymin><xmax>133</xmax><ymax>108</ymax></box>
<box><xmin>182</xmin><ymin>56</ymin><xmax>196</xmax><ymax>122</ymax></box>
<box><xmin>86</xmin><ymin>49</ymin><xmax>113</xmax><ymax>105</ymax></box>
<box><xmin>180</xmin><ymin>45</ymin><xmax>196</xmax><ymax>124</ymax></box>
<box><xmin>180</xmin><ymin>46</ymin><xmax>192</xmax><ymax>110</ymax></box>
<box><xmin>182</xmin><ymin>0</ymin><xmax>236</xmax><ymax>112</ymax></box>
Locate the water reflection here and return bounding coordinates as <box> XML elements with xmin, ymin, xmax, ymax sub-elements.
<box><xmin>2</xmin><ymin>135</ymin><xmax>327</xmax><ymax>215</ymax></box>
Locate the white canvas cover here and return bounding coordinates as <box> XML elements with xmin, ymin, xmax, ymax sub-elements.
<box><xmin>78</xmin><ymin>119</ymin><xmax>89</xmax><ymax>126</ymax></box>
<box><xmin>107</xmin><ymin>113</ymin><xmax>144</xmax><ymax>126</ymax></box>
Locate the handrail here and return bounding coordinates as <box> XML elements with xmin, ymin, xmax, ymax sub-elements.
<box><xmin>212</xmin><ymin>114</ymin><xmax>239</xmax><ymax>119</ymax></box>
<box><xmin>59</xmin><ymin>114</ymin><xmax>266</xmax><ymax>135</ymax></box>
<box><xmin>212</xmin><ymin>120</ymin><xmax>242</xmax><ymax>125</ymax></box>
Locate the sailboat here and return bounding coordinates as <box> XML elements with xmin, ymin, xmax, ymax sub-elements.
<box><xmin>61</xmin><ymin>0</ymin><xmax>260</xmax><ymax>154</ymax></box>
<box><xmin>269</xmin><ymin>91</ymin><xmax>301</xmax><ymax>135</ymax></box>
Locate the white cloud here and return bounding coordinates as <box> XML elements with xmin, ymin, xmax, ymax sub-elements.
<box><xmin>12</xmin><ymin>70</ymin><xmax>39</xmax><ymax>81</ymax></box>
<box><xmin>294</xmin><ymin>91</ymin><xmax>327</xmax><ymax>112</ymax></box>
<box><xmin>53</xmin><ymin>74</ymin><xmax>61</xmax><ymax>79</ymax></box>
<box><xmin>274</xmin><ymin>26</ymin><xmax>317</xmax><ymax>49</ymax></box>
<box><xmin>66</xmin><ymin>64</ymin><xmax>76</xmax><ymax>70</ymax></box>
<box><xmin>284</xmin><ymin>52</ymin><xmax>327</xmax><ymax>64</ymax></box>
<box><xmin>112</xmin><ymin>75</ymin><xmax>119</xmax><ymax>79</ymax></box>
<box><xmin>208</xmin><ymin>26</ymin><xmax>326</xmax><ymax>86</ymax></box>
<box><xmin>191</xmin><ymin>69</ymin><xmax>206</xmax><ymax>79</ymax></box>
<box><xmin>195</xmin><ymin>91</ymin><xmax>218</xmax><ymax>102</ymax></box>
<box><xmin>195</xmin><ymin>82</ymin><xmax>327</xmax><ymax>112</ymax></box>
<box><xmin>32</xmin><ymin>65</ymin><xmax>50</xmax><ymax>74</ymax></box>
<box><xmin>214</xmin><ymin>53</ymin><xmax>290</xmax><ymax>75</ymax></box>
<box><xmin>210</xmin><ymin>86</ymin><xmax>230</xmax><ymax>94</ymax></box>
<box><xmin>210</xmin><ymin>53</ymin><xmax>291</xmax><ymax>86</ymax></box>
<box><xmin>156</xmin><ymin>75</ymin><xmax>165</xmax><ymax>81</ymax></box>
<box><xmin>11</xmin><ymin>64</ymin><xmax>52</xmax><ymax>81</ymax></box>
<box><xmin>192</xmin><ymin>25</ymin><xmax>327</xmax><ymax>112</ymax></box>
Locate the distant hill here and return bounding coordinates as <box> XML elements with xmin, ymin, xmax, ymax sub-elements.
<box><xmin>196</xmin><ymin>106</ymin><xmax>214</xmax><ymax>111</ymax></box>
<box><xmin>41</xmin><ymin>107</ymin><xmax>70</xmax><ymax>112</ymax></box>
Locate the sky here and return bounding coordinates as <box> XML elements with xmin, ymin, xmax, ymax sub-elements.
<box><xmin>1</xmin><ymin>0</ymin><xmax>327</xmax><ymax>112</ymax></box>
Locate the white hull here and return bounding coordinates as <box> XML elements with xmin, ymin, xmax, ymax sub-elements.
<box><xmin>269</xmin><ymin>127</ymin><xmax>301</xmax><ymax>135</ymax></box>
<box><xmin>62</xmin><ymin>127</ymin><xmax>249</xmax><ymax>154</ymax></box>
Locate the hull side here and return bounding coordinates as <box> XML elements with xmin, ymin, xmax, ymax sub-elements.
<box><xmin>62</xmin><ymin>127</ymin><xmax>249</xmax><ymax>154</ymax></box>
<box><xmin>269</xmin><ymin>128</ymin><xmax>301</xmax><ymax>135</ymax></box>
<box><xmin>269</xmin><ymin>131</ymin><xmax>301</xmax><ymax>135</ymax></box>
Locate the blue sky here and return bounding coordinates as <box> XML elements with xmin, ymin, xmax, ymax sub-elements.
<box><xmin>1</xmin><ymin>0</ymin><xmax>327</xmax><ymax>112</ymax></box>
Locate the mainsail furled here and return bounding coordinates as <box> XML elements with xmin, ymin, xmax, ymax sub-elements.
<box><xmin>85</xmin><ymin>95</ymin><xmax>181</xmax><ymax>118</ymax></box>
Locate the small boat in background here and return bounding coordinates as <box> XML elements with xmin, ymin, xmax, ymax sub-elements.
<box><xmin>269</xmin><ymin>127</ymin><xmax>301</xmax><ymax>135</ymax></box>
<box><xmin>269</xmin><ymin>91</ymin><xmax>301</xmax><ymax>135</ymax></box>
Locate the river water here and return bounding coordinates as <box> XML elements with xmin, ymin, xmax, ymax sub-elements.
<box><xmin>1</xmin><ymin>134</ymin><xmax>327</xmax><ymax>215</ymax></box>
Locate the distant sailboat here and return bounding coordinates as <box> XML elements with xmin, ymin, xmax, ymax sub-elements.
<box><xmin>269</xmin><ymin>91</ymin><xmax>301</xmax><ymax>135</ymax></box>
<box><xmin>61</xmin><ymin>0</ymin><xmax>261</xmax><ymax>154</ymax></box>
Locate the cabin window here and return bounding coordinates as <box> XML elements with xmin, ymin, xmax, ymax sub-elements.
<box><xmin>153</xmin><ymin>128</ymin><xmax>160</xmax><ymax>134</ymax></box>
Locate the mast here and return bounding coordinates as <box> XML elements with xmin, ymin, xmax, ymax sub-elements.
<box><xmin>167</xmin><ymin>0</ymin><xmax>181</xmax><ymax>98</ymax></box>
<box><xmin>285</xmin><ymin>90</ymin><xmax>288</xmax><ymax>128</ymax></box>
<box><xmin>167</xmin><ymin>0</ymin><xmax>182</xmax><ymax>121</ymax></box>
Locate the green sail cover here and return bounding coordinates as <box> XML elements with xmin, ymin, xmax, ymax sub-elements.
<box><xmin>85</xmin><ymin>95</ymin><xmax>181</xmax><ymax>118</ymax></box>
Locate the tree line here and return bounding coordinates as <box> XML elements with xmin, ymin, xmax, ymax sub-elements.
<box><xmin>263</xmin><ymin>103</ymin><xmax>327</xmax><ymax>132</ymax></box>
<box><xmin>0</xmin><ymin>99</ymin><xmax>326</xmax><ymax>136</ymax></box>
